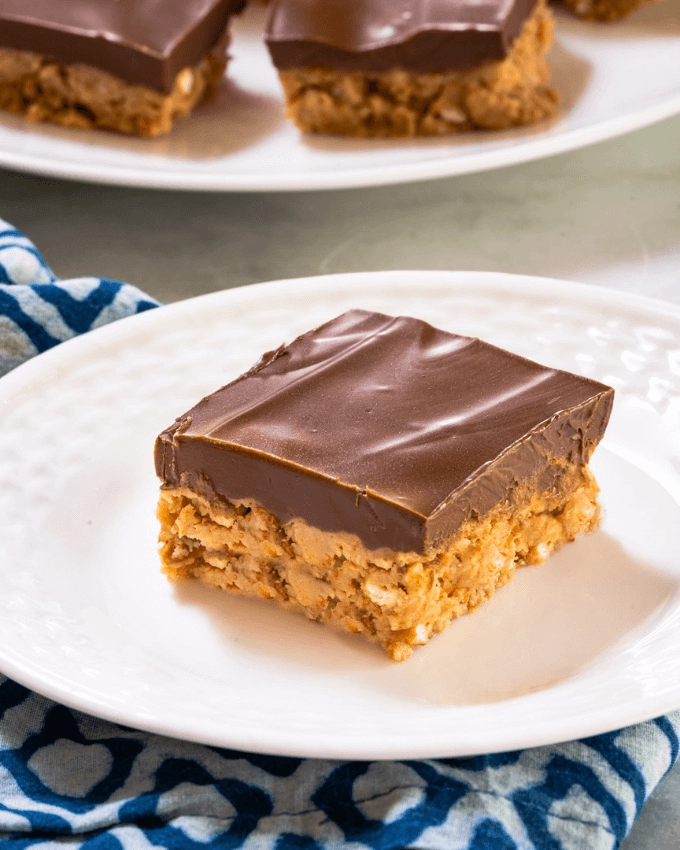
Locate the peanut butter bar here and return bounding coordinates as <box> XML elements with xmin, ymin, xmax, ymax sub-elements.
<box><xmin>265</xmin><ymin>0</ymin><xmax>559</xmax><ymax>136</ymax></box>
<box><xmin>0</xmin><ymin>0</ymin><xmax>242</xmax><ymax>136</ymax></box>
<box><xmin>155</xmin><ymin>310</ymin><xmax>614</xmax><ymax>661</ymax></box>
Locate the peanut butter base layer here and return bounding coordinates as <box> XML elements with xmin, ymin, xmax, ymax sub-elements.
<box><xmin>276</xmin><ymin>0</ymin><xmax>558</xmax><ymax>137</ymax></box>
<box><xmin>158</xmin><ymin>462</ymin><xmax>601</xmax><ymax>661</ymax></box>
<box><xmin>562</xmin><ymin>0</ymin><xmax>655</xmax><ymax>20</ymax></box>
<box><xmin>0</xmin><ymin>47</ymin><xmax>226</xmax><ymax>137</ymax></box>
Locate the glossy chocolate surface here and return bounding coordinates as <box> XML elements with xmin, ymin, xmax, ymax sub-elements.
<box><xmin>0</xmin><ymin>0</ymin><xmax>241</xmax><ymax>92</ymax></box>
<box><xmin>156</xmin><ymin>310</ymin><xmax>614</xmax><ymax>553</ymax></box>
<box><xmin>266</xmin><ymin>0</ymin><xmax>538</xmax><ymax>72</ymax></box>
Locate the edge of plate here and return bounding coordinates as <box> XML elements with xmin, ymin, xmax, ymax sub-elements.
<box><xmin>0</xmin><ymin>94</ymin><xmax>679</xmax><ymax>192</ymax></box>
<box><xmin>3</xmin><ymin>271</ymin><xmax>680</xmax><ymax>386</ymax></box>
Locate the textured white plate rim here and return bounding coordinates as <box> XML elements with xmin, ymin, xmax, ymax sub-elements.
<box><xmin>1</xmin><ymin>270</ymin><xmax>680</xmax><ymax>760</ymax></box>
<box><xmin>2</xmin><ymin>96</ymin><xmax>679</xmax><ymax>192</ymax></box>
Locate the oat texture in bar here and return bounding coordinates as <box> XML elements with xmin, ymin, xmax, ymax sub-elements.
<box><xmin>265</xmin><ymin>0</ymin><xmax>559</xmax><ymax>136</ymax></box>
<box><xmin>155</xmin><ymin>310</ymin><xmax>614</xmax><ymax>661</ymax></box>
<box><xmin>0</xmin><ymin>0</ymin><xmax>242</xmax><ymax>135</ymax></box>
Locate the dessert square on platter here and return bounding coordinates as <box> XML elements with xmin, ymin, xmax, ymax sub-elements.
<box><xmin>156</xmin><ymin>310</ymin><xmax>613</xmax><ymax>660</ymax></box>
<box><xmin>0</xmin><ymin>0</ymin><xmax>242</xmax><ymax>135</ymax></box>
<box><xmin>265</xmin><ymin>0</ymin><xmax>559</xmax><ymax>136</ymax></box>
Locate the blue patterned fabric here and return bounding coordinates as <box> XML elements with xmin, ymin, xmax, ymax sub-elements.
<box><xmin>0</xmin><ymin>220</ymin><xmax>158</xmax><ymax>377</ymax></box>
<box><xmin>0</xmin><ymin>219</ymin><xmax>678</xmax><ymax>849</ymax></box>
<box><xmin>0</xmin><ymin>677</ymin><xmax>678</xmax><ymax>850</ymax></box>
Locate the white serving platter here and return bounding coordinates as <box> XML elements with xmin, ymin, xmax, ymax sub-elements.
<box><xmin>0</xmin><ymin>271</ymin><xmax>679</xmax><ymax>759</ymax></box>
<box><xmin>0</xmin><ymin>2</ymin><xmax>679</xmax><ymax>190</ymax></box>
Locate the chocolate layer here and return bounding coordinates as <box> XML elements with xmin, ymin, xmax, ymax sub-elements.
<box><xmin>156</xmin><ymin>310</ymin><xmax>614</xmax><ymax>553</ymax></box>
<box><xmin>266</xmin><ymin>0</ymin><xmax>538</xmax><ymax>73</ymax></box>
<box><xmin>0</xmin><ymin>0</ymin><xmax>242</xmax><ymax>92</ymax></box>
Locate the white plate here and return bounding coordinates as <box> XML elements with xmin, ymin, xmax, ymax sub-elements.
<box><xmin>1</xmin><ymin>271</ymin><xmax>680</xmax><ymax>759</ymax></box>
<box><xmin>1</xmin><ymin>2</ymin><xmax>680</xmax><ymax>190</ymax></box>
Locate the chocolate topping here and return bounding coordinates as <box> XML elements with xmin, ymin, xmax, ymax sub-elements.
<box><xmin>155</xmin><ymin>310</ymin><xmax>614</xmax><ymax>553</ymax></box>
<box><xmin>265</xmin><ymin>0</ymin><xmax>538</xmax><ymax>73</ymax></box>
<box><xmin>0</xmin><ymin>0</ymin><xmax>242</xmax><ymax>92</ymax></box>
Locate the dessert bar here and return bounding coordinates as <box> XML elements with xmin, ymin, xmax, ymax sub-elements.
<box><xmin>0</xmin><ymin>0</ymin><xmax>242</xmax><ymax>136</ymax></box>
<box><xmin>156</xmin><ymin>310</ymin><xmax>614</xmax><ymax>661</ymax></box>
<box><xmin>265</xmin><ymin>0</ymin><xmax>559</xmax><ymax>136</ymax></box>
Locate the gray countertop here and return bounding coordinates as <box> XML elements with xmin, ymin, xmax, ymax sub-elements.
<box><xmin>1</xmin><ymin>113</ymin><xmax>679</xmax><ymax>849</ymax></box>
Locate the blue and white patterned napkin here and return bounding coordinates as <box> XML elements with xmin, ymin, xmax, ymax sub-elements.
<box><xmin>0</xmin><ymin>220</ymin><xmax>158</xmax><ymax>377</ymax></box>
<box><xmin>0</xmin><ymin>219</ymin><xmax>678</xmax><ymax>849</ymax></box>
